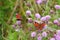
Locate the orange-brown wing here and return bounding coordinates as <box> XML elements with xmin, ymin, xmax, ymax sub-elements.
<box><xmin>16</xmin><ymin>14</ymin><xmax>22</xmax><ymax>20</ymax></box>
<box><xmin>34</xmin><ymin>22</ymin><xmax>40</xmax><ymax>30</ymax></box>
<box><xmin>39</xmin><ymin>23</ymin><xmax>46</xmax><ymax>30</ymax></box>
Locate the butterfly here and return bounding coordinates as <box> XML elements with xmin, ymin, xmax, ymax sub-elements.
<box><xmin>16</xmin><ymin>13</ymin><xmax>22</xmax><ymax>20</ymax></box>
<box><xmin>33</xmin><ymin>21</ymin><xmax>46</xmax><ymax>30</ymax></box>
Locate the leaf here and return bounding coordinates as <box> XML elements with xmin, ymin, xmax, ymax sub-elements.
<box><xmin>7</xmin><ymin>32</ymin><xmax>18</xmax><ymax>40</ymax></box>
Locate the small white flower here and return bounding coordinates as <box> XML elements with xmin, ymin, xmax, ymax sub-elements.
<box><xmin>15</xmin><ymin>29</ymin><xmax>20</xmax><ymax>32</ymax></box>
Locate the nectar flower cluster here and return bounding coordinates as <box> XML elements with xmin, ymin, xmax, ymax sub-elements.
<box><xmin>42</xmin><ymin>32</ymin><xmax>47</xmax><ymax>37</ymax></box>
<box><xmin>35</xmin><ymin>13</ymin><xmax>41</xmax><ymax>19</ymax></box>
<box><xmin>26</xmin><ymin>10</ymin><xmax>31</xmax><ymax>16</ymax></box>
<box><xmin>31</xmin><ymin>32</ymin><xmax>36</xmax><ymax>37</ymax></box>
<box><xmin>55</xmin><ymin>5</ymin><xmax>60</xmax><ymax>9</ymax></box>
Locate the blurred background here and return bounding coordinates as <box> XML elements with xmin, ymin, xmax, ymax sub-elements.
<box><xmin>0</xmin><ymin>0</ymin><xmax>60</xmax><ymax>40</ymax></box>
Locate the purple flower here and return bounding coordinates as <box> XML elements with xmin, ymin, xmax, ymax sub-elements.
<box><xmin>40</xmin><ymin>17</ymin><xmax>46</xmax><ymax>21</ymax></box>
<box><xmin>50</xmin><ymin>38</ymin><xmax>55</xmax><ymax>40</ymax></box>
<box><xmin>56</xmin><ymin>30</ymin><xmax>60</xmax><ymax>36</ymax></box>
<box><xmin>55</xmin><ymin>35</ymin><xmax>60</xmax><ymax>40</ymax></box>
<box><xmin>35</xmin><ymin>13</ymin><xmax>41</xmax><ymax>19</ymax></box>
<box><xmin>28</xmin><ymin>18</ymin><xmax>33</xmax><ymax>23</ymax></box>
<box><xmin>45</xmin><ymin>15</ymin><xmax>51</xmax><ymax>21</ymax></box>
<box><xmin>42</xmin><ymin>32</ymin><xmax>47</xmax><ymax>37</ymax></box>
<box><xmin>36</xmin><ymin>0</ymin><xmax>42</xmax><ymax>4</ymax></box>
<box><xmin>26</xmin><ymin>10</ymin><xmax>31</xmax><ymax>16</ymax></box>
<box><xmin>53</xmin><ymin>20</ymin><xmax>59</xmax><ymax>24</ymax></box>
<box><xmin>16</xmin><ymin>20</ymin><xmax>21</xmax><ymax>25</ymax></box>
<box><xmin>37</xmin><ymin>35</ymin><xmax>42</xmax><ymax>40</ymax></box>
<box><xmin>40</xmin><ymin>15</ymin><xmax>51</xmax><ymax>22</ymax></box>
<box><xmin>54</xmin><ymin>34</ymin><xmax>57</xmax><ymax>38</ymax></box>
<box><xmin>31</xmin><ymin>32</ymin><xmax>36</xmax><ymax>37</ymax></box>
<box><xmin>54</xmin><ymin>5</ymin><xmax>60</xmax><ymax>9</ymax></box>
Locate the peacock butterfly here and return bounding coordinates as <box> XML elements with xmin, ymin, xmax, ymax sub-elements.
<box><xmin>16</xmin><ymin>13</ymin><xmax>22</xmax><ymax>20</ymax></box>
<box><xmin>33</xmin><ymin>21</ymin><xmax>46</xmax><ymax>30</ymax></box>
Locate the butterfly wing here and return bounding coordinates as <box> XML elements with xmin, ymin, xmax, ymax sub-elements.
<box><xmin>34</xmin><ymin>21</ymin><xmax>46</xmax><ymax>30</ymax></box>
<box><xmin>34</xmin><ymin>22</ymin><xmax>40</xmax><ymax>30</ymax></box>
<box><xmin>39</xmin><ymin>23</ymin><xmax>46</xmax><ymax>30</ymax></box>
<box><xmin>16</xmin><ymin>14</ymin><xmax>22</xmax><ymax>20</ymax></box>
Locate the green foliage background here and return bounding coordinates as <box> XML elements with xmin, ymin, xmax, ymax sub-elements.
<box><xmin>0</xmin><ymin>0</ymin><xmax>60</xmax><ymax>40</ymax></box>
